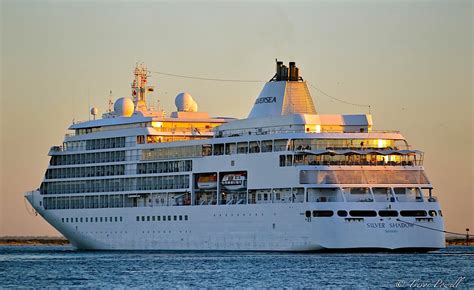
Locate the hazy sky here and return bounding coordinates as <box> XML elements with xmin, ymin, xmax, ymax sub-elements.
<box><xmin>1</xmin><ymin>0</ymin><xmax>472</xmax><ymax>236</ymax></box>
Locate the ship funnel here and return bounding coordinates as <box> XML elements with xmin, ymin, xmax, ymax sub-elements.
<box><xmin>248</xmin><ymin>60</ymin><xmax>316</xmax><ymax>118</ymax></box>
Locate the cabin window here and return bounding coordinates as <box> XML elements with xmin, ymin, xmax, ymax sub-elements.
<box><xmin>185</xmin><ymin>215</ymin><xmax>188</xmax><ymax>221</ymax></box>
<box><xmin>137</xmin><ymin>135</ymin><xmax>145</xmax><ymax>144</ymax></box>
<box><xmin>225</xmin><ymin>143</ymin><xmax>237</xmax><ymax>155</ymax></box>
<box><xmin>202</xmin><ymin>145</ymin><xmax>212</xmax><ymax>156</ymax></box>
<box><xmin>274</xmin><ymin>139</ymin><xmax>289</xmax><ymax>151</ymax></box>
<box><xmin>249</xmin><ymin>141</ymin><xmax>260</xmax><ymax>153</ymax></box>
<box><xmin>337</xmin><ymin>210</ymin><xmax>348</xmax><ymax>217</ymax></box>
<box><xmin>428</xmin><ymin>210</ymin><xmax>437</xmax><ymax>217</ymax></box>
<box><xmin>179</xmin><ymin>215</ymin><xmax>183</xmax><ymax>221</ymax></box>
<box><xmin>213</xmin><ymin>144</ymin><xmax>224</xmax><ymax>156</ymax></box>
<box><xmin>261</xmin><ymin>140</ymin><xmax>273</xmax><ymax>152</ymax></box>
<box><xmin>349</xmin><ymin>210</ymin><xmax>377</xmax><ymax>217</ymax></box>
<box><xmin>305</xmin><ymin>210</ymin><xmax>311</xmax><ymax>218</ymax></box>
<box><xmin>378</xmin><ymin>210</ymin><xmax>398</xmax><ymax>217</ymax></box>
<box><xmin>400</xmin><ymin>210</ymin><xmax>427</xmax><ymax>217</ymax></box>
<box><xmin>286</xmin><ymin>155</ymin><xmax>293</xmax><ymax>166</ymax></box>
<box><xmin>174</xmin><ymin>216</ymin><xmax>177</xmax><ymax>221</ymax></box>
<box><xmin>313</xmin><ymin>210</ymin><xmax>334</xmax><ymax>217</ymax></box>
<box><xmin>279</xmin><ymin>155</ymin><xmax>286</xmax><ymax>167</ymax></box>
<box><xmin>237</xmin><ymin>142</ymin><xmax>248</xmax><ymax>154</ymax></box>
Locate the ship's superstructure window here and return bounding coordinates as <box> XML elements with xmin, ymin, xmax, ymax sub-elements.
<box><xmin>142</xmin><ymin>146</ymin><xmax>202</xmax><ymax>160</ymax></box>
<box><xmin>378</xmin><ymin>210</ymin><xmax>399</xmax><ymax>217</ymax></box>
<box><xmin>237</xmin><ymin>142</ymin><xmax>248</xmax><ymax>154</ymax></box>
<box><xmin>349</xmin><ymin>210</ymin><xmax>377</xmax><ymax>217</ymax></box>
<box><xmin>202</xmin><ymin>145</ymin><xmax>212</xmax><ymax>156</ymax></box>
<box><xmin>213</xmin><ymin>144</ymin><xmax>224</xmax><ymax>156</ymax></box>
<box><xmin>274</xmin><ymin>139</ymin><xmax>290</xmax><ymax>151</ymax></box>
<box><xmin>41</xmin><ymin>175</ymin><xmax>189</xmax><ymax>195</ymax></box>
<box><xmin>85</xmin><ymin>137</ymin><xmax>126</xmax><ymax>150</ymax></box>
<box><xmin>50</xmin><ymin>151</ymin><xmax>126</xmax><ymax>166</ymax></box>
<box><xmin>312</xmin><ymin>210</ymin><xmax>334</xmax><ymax>217</ymax></box>
<box><xmin>136</xmin><ymin>160</ymin><xmax>192</xmax><ymax>174</ymax></box>
<box><xmin>400</xmin><ymin>210</ymin><xmax>427</xmax><ymax>217</ymax></box>
<box><xmin>45</xmin><ymin>165</ymin><xmax>125</xmax><ymax>179</ymax></box>
<box><xmin>300</xmin><ymin>170</ymin><xmax>430</xmax><ymax>185</ymax></box>
<box><xmin>337</xmin><ymin>210</ymin><xmax>348</xmax><ymax>217</ymax></box>
<box><xmin>261</xmin><ymin>140</ymin><xmax>273</xmax><ymax>152</ymax></box>
<box><xmin>137</xmin><ymin>135</ymin><xmax>145</xmax><ymax>144</ymax></box>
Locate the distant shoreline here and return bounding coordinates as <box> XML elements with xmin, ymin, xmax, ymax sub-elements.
<box><xmin>1</xmin><ymin>237</ymin><xmax>472</xmax><ymax>247</ymax></box>
<box><xmin>0</xmin><ymin>237</ymin><xmax>69</xmax><ymax>246</ymax></box>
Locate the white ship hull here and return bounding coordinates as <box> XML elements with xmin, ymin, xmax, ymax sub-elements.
<box><xmin>26</xmin><ymin>192</ymin><xmax>444</xmax><ymax>251</ymax></box>
<box><xmin>24</xmin><ymin>62</ymin><xmax>446</xmax><ymax>252</ymax></box>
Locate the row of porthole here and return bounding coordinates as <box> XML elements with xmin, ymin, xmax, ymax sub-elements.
<box><xmin>136</xmin><ymin>215</ymin><xmax>188</xmax><ymax>222</ymax></box>
<box><xmin>61</xmin><ymin>216</ymin><xmax>123</xmax><ymax>223</ymax></box>
<box><xmin>213</xmin><ymin>213</ymin><xmax>265</xmax><ymax>217</ymax></box>
<box><xmin>305</xmin><ymin>209</ymin><xmax>442</xmax><ymax>218</ymax></box>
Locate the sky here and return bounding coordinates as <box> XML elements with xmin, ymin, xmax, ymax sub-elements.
<box><xmin>1</xmin><ymin>0</ymin><xmax>472</xmax><ymax>236</ymax></box>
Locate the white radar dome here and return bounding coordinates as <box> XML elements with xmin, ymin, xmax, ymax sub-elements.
<box><xmin>114</xmin><ymin>97</ymin><xmax>135</xmax><ymax>117</ymax></box>
<box><xmin>175</xmin><ymin>92</ymin><xmax>198</xmax><ymax>112</ymax></box>
<box><xmin>90</xmin><ymin>107</ymin><xmax>98</xmax><ymax>116</ymax></box>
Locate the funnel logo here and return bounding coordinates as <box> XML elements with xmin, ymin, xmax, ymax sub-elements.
<box><xmin>255</xmin><ymin>97</ymin><xmax>277</xmax><ymax>104</ymax></box>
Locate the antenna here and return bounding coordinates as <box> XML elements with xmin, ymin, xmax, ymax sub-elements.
<box><xmin>108</xmin><ymin>90</ymin><xmax>114</xmax><ymax>113</ymax></box>
<box><xmin>87</xmin><ymin>89</ymin><xmax>91</xmax><ymax>121</ymax></box>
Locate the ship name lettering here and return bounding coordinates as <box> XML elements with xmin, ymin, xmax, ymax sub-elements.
<box><xmin>367</xmin><ymin>223</ymin><xmax>385</xmax><ymax>229</ymax></box>
<box><xmin>255</xmin><ymin>97</ymin><xmax>277</xmax><ymax>104</ymax></box>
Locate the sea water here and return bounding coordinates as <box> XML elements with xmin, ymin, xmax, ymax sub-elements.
<box><xmin>0</xmin><ymin>246</ymin><xmax>472</xmax><ymax>288</ymax></box>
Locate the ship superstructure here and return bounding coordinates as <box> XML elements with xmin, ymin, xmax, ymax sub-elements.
<box><xmin>25</xmin><ymin>62</ymin><xmax>445</xmax><ymax>251</ymax></box>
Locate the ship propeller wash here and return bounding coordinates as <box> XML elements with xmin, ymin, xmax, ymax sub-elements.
<box><xmin>25</xmin><ymin>61</ymin><xmax>445</xmax><ymax>251</ymax></box>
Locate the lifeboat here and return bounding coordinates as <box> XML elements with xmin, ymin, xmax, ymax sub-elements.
<box><xmin>197</xmin><ymin>175</ymin><xmax>217</xmax><ymax>189</ymax></box>
<box><xmin>221</xmin><ymin>173</ymin><xmax>247</xmax><ymax>191</ymax></box>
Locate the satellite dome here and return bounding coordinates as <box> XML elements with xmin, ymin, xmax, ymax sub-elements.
<box><xmin>175</xmin><ymin>92</ymin><xmax>195</xmax><ymax>112</ymax></box>
<box><xmin>189</xmin><ymin>100</ymin><xmax>198</xmax><ymax>112</ymax></box>
<box><xmin>90</xmin><ymin>107</ymin><xmax>99</xmax><ymax>116</ymax></box>
<box><xmin>114</xmin><ymin>97</ymin><xmax>134</xmax><ymax>117</ymax></box>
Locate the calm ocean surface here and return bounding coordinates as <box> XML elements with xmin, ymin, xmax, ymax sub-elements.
<box><xmin>0</xmin><ymin>246</ymin><xmax>472</xmax><ymax>288</ymax></box>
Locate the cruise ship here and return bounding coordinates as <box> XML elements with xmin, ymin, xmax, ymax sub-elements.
<box><xmin>25</xmin><ymin>61</ymin><xmax>445</xmax><ymax>251</ymax></box>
